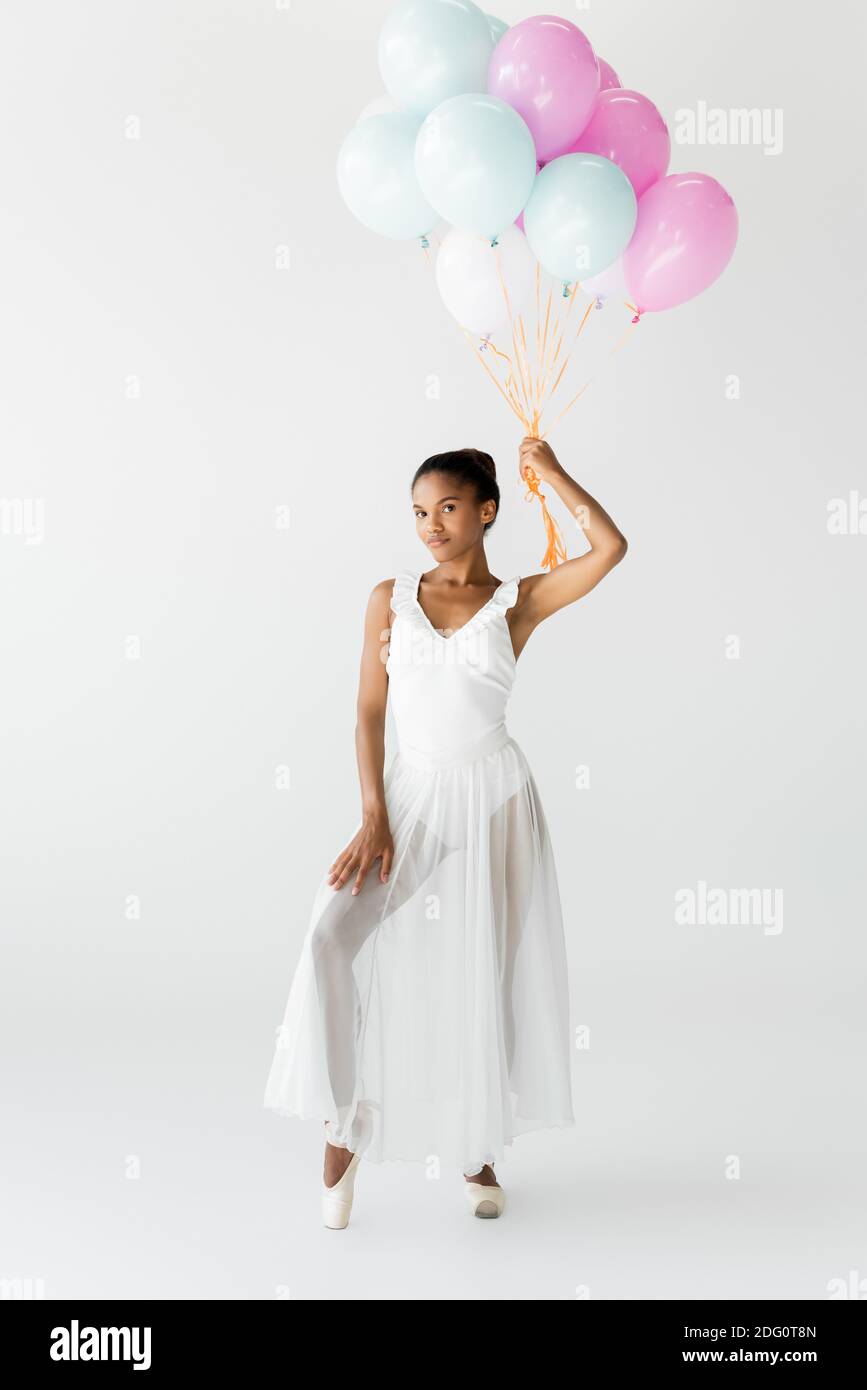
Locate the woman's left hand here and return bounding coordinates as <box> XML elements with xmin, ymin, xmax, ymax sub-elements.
<box><xmin>518</xmin><ymin>436</ymin><xmax>562</xmax><ymax>485</ymax></box>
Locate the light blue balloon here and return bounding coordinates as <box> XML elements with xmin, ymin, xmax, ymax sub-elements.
<box><xmin>523</xmin><ymin>154</ymin><xmax>638</xmax><ymax>282</ymax></box>
<box><xmin>415</xmin><ymin>94</ymin><xmax>536</xmax><ymax>240</ymax></box>
<box><xmin>486</xmin><ymin>14</ymin><xmax>509</xmax><ymax>45</ymax></box>
<box><xmin>379</xmin><ymin>0</ymin><xmax>494</xmax><ymax>117</ymax></box>
<box><xmin>337</xmin><ymin>113</ymin><xmax>438</xmax><ymax>240</ymax></box>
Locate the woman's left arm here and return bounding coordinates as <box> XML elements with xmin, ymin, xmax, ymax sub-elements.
<box><xmin>516</xmin><ymin>437</ymin><xmax>628</xmax><ymax>628</ymax></box>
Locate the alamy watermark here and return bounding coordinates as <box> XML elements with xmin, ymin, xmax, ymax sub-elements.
<box><xmin>827</xmin><ymin>491</ymin><xmax>866</xmax><ymax>535</ymax></box>
<box><xmin>674</xmin><ymin>101</ymin><xmax>783</xmax><ymax>156</ymax></box>
<box><xmin>0</xmin><ymin>498</ymin><xmax>44</xmax><ymax>545</ymax></box>
<box><xmin>675</xmin><ymin>879</ymin><xmax>783</xmax><ymax>936</ymax></box>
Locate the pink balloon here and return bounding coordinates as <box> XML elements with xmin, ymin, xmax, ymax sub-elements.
<box><xmin>488</xmin><ymin>14</ymin><xmax>599</xmax><ymax>163</ymax></box>
<box><xmin>569</xmin><ymin>89</ymin><xmax>670</xmax><ymax>199</ymax></box>
<box><xmin>515</xmin><ymin>161</ymin><xmax>541</xmax><ymax>231</ymax></box>
<box><xmin>623</xmin><ymin>173</ymin><xmax>739</xmax><ymax>313</ymax></box>
<box><xmin>598</xmin><ymin>57</ymin><xmax>622</xmax><ymax>91</ymax></box>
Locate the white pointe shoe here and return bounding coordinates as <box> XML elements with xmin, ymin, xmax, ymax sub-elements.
<box><xmin>322</xmin><ymin>1145</ymin><xmax>364</xmax><ymax>1230</ymax></box>
<box><xmin>321</xmin><ymin>1106</ymin><xmax>373</xmax><ymax>1230</ymax></box>
<box><xmin>464</xmin><ymin>1175</ymin><xmax>506</xmax><ymax>1219</ymax></box>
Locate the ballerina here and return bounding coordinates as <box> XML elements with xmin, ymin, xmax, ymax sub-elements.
<box><xmin>263</xmin><ymin>436</ymin><xmax>628</xmax><ymax>1226</ymax></box>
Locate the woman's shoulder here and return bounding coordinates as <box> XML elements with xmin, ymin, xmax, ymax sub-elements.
<box><xmin>507</xmin><ymin>571</ymin><xmax>547</xmax><ymax>612</ymax></box>
<box><xmin>367</xmin><ymin>571</ymin><xmax>418</xmax><ymax>616</ymax></box>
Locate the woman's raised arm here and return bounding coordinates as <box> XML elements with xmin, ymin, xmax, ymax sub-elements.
<box><xmin>513</xmin><ymin>438</ymin><xmax>628</xmax><ymax>637</ymax></box>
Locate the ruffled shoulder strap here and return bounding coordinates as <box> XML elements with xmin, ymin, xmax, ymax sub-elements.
<box><xmin>389</xmin><ymin>569</ymin><xmax>421</xmax><ymax>616</ymax></box>
<box><xmin>461</xmin><ymin>574</ymin><xmax>521</xmax><ymax>640</ymax></box>
<box><xmin>489</xmin><ymin>575</ymin><xmax>521</xmax><ymax>614</ymax></box>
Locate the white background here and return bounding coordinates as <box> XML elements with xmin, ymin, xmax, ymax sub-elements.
<box><xmin>1</xmin><ymin>0</ymin><xmax>865</xmax><ymax>1299</ymax></box>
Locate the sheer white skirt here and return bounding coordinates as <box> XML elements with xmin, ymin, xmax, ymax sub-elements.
<box><xmin>263</xmin><ymin>732</ymin><xmax>575</xmax><ymax>1176</ymax></box>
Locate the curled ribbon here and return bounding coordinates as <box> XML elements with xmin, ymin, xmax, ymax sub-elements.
<box><xmin>522</xmin><ymin>463</ymin><xmax>568</xmax><ymax>571</ymax></box>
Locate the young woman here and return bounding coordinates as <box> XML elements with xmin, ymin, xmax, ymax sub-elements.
<box><xmin>263</xmin><ymin>436</ymin><xmax>627</xmax><ymax>1226</ymax></box>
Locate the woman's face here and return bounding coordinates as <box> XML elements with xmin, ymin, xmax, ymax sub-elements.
<box><xmin>412</xmin><ymin>471</ymin><xmax>496</xmax><ymax>560</ymax></box>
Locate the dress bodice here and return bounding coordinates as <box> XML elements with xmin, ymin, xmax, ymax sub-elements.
<box><xmin>385</xmin><ymin>569</ymin><xmax>521</xmax><ymax>767</ymax></box>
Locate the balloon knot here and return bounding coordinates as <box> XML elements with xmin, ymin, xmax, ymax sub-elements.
<box><xmin>479</xmin><ymin>333</ymin><xmax>492</xmax><ymax>352</ymax></box>
<box><xmin>594</xmin><ymin>297</ymin><xmax>604</xmax><ymax>310</ymax></box>
<box><xmin>631</xmin><ymin>313</ymin><xmax>641</xmax><ymax>324</ymax></box>
<box><xmin>419</xmin><ymin>235</ymin><xmax>429</xmax><ymax>249</ymax></box>
<box><xmin>490</xmin><ymin>235</ymin><xmax>499</xmax><ymax>248</ymax></box>
<box><xmin>562</xmin><ymin>281</ymin><xmax>572</xmax><ymax>298</ymax></box>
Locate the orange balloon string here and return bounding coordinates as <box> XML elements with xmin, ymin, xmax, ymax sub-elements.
<box><xmin>539</xmin><ymin>313</ymin><xmax>641</xmax><ymax>438</ymax></box>
<box><xmin>420</xmin><ymin>231</ymin><xmax>637</xmax><ymax>572</ymax></box>
<box><xmin>521</xmin><ymin>462</ymin><xmax>568</xmax><ymax>571</ymax></box>
<box><xmin>493</xmin><ymin>255</ymin><xmax>568</xmax><ymax>569</ymax></box>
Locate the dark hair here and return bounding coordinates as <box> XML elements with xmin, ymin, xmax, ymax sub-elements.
<box><xmin>411</xmin><ymin>448</ymin><xmax>500</xmax><ymax>532</ymax></box>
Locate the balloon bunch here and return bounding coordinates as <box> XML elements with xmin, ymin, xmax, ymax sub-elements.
<box><xmin>337</xmin><ymin>1</ymin><xmax>739</xmax><ymax>569</ymax></box>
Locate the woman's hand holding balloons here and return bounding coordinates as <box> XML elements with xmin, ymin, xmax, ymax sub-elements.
<box><xmin>519</xmin><ymin>437</ymin><xmax>562</xmax><ymax>486</ymax></box>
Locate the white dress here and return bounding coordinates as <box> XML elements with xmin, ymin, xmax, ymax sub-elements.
<box><xmin>263</xmin><ymin>568</ymin><xmax>575</xmax><ymax>1176</ymax></box>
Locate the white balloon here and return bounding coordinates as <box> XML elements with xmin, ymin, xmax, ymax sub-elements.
<box><xmin>435</xmin><ymin>224</ymin><xmax>536</xmax><ymax>337</ymax></box>
<box><xmin>580</xmin><ymin>256</ymin><xmax>628</xmax><ymax>305</ymax></box>
<box><xmin>355</xmin><ymin>93</ymin><xmax>399</xmax><ymax>124</ymax></box>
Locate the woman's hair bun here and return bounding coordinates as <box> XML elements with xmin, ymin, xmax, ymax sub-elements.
<box><xmin>468</xmin><ymin>449</ymin><xmax>497</xmax><ymax>480</ymax></box>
